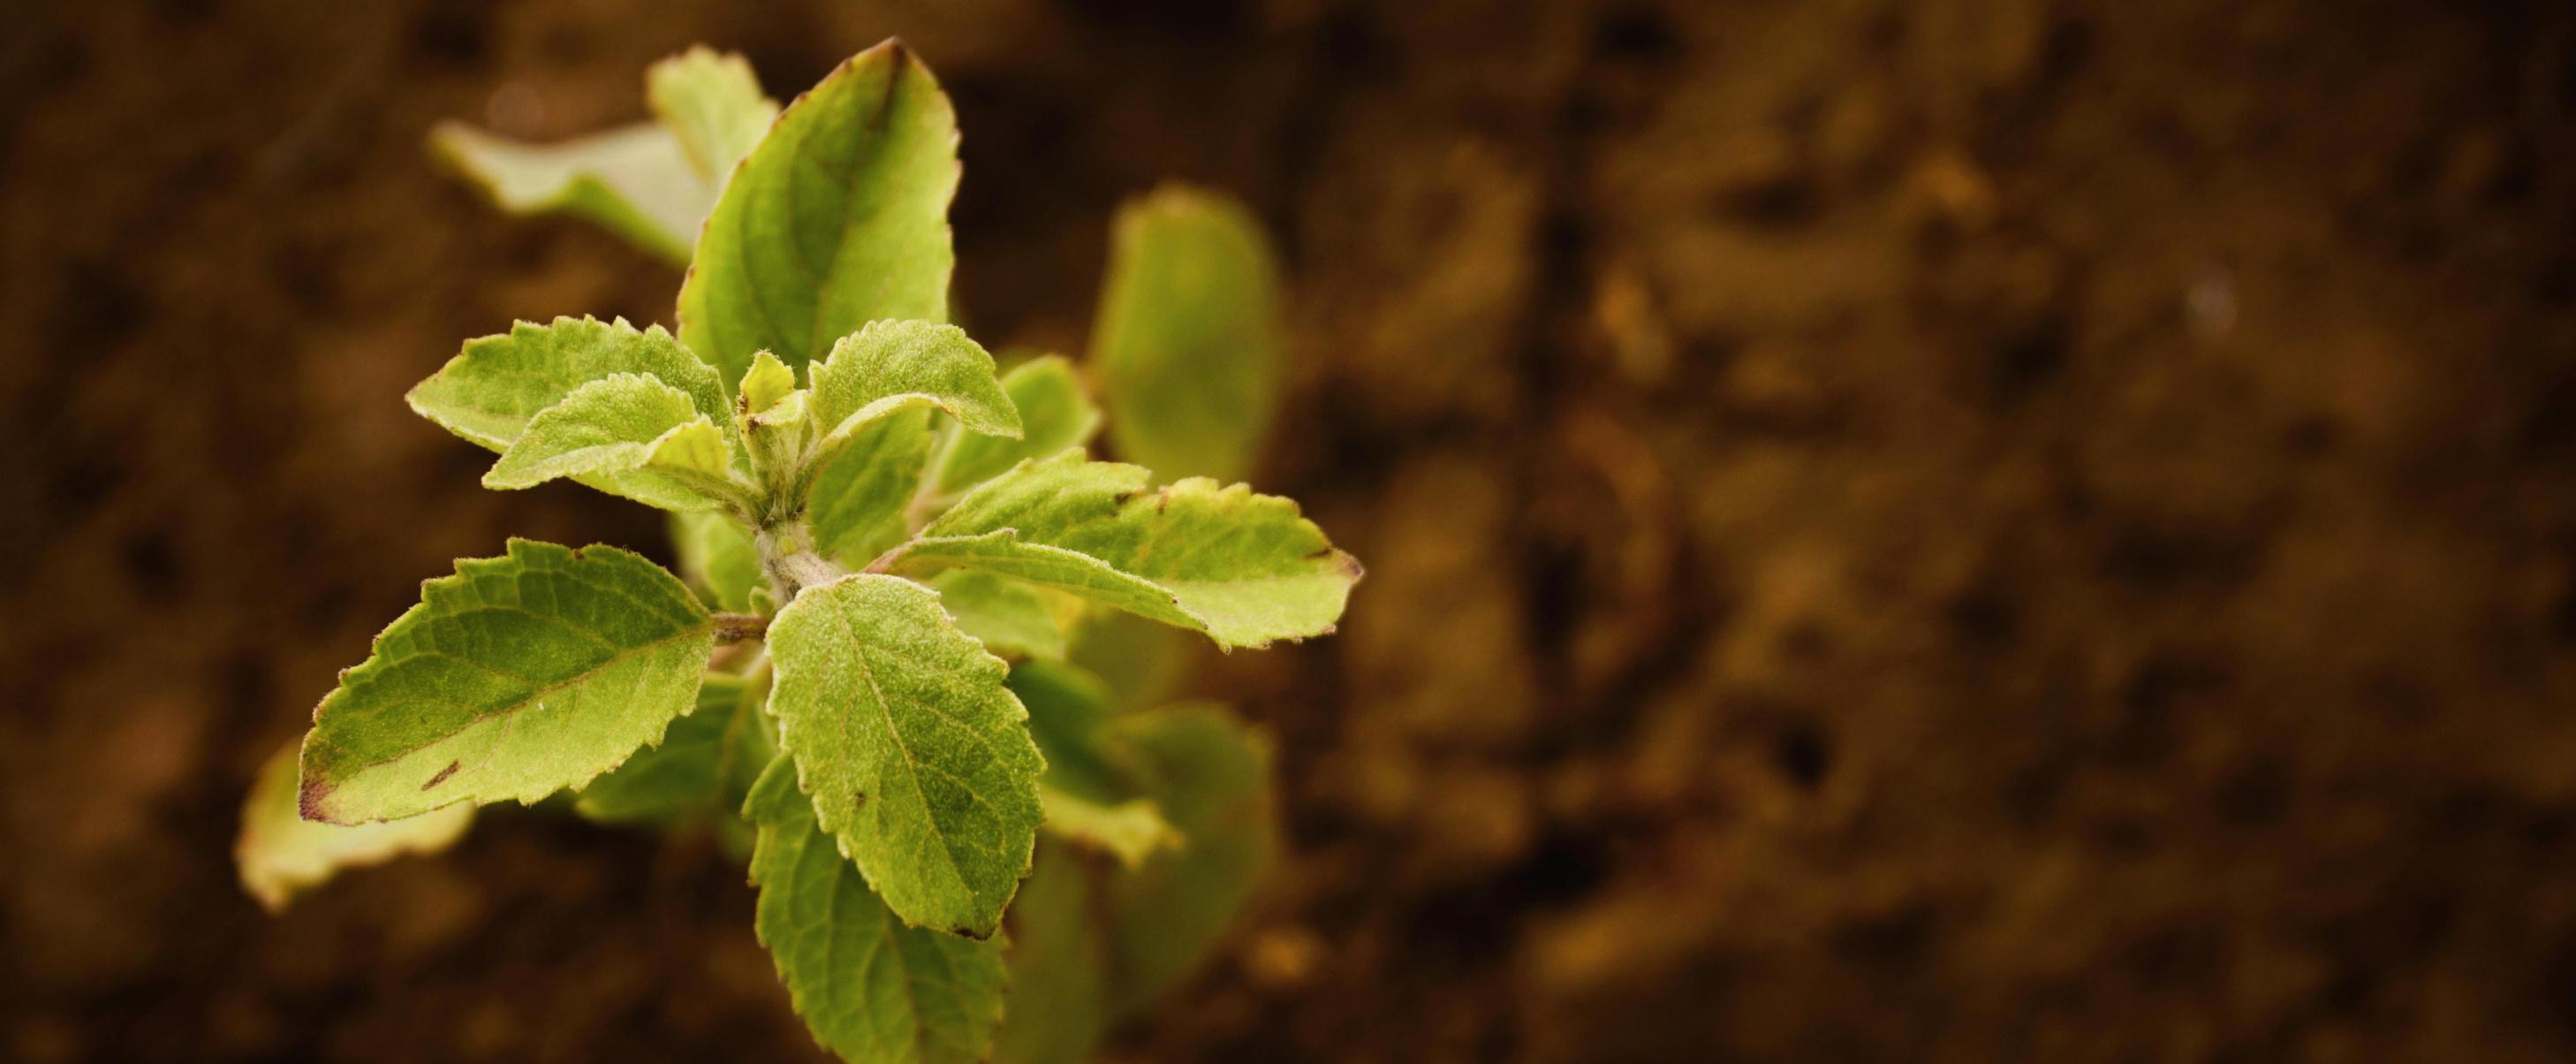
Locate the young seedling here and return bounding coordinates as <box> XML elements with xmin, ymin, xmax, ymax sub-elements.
<box><xmin>235</xmin><ymin>42</ymin><xmax>1355</xmax><ymax>1064</ymax></box>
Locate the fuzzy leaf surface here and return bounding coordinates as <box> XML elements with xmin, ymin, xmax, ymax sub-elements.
<box><xmin>409</xmin><ymin>316</ymin><xmax>733</xmax><ymax>468</ymax></box>
<box><xmin>1091</xmin><ymin>186</ymin><xmax>1282</xmax><ymax>483</ymax></box>
<box><xmin>482</xmin><ymin>373</ymin><xmax>737</xmax><ymax>510</ymax></box>
<box><xmin>746</xmin><ymin>760</ymin><xmax>1007</xmax><ymax>1064</ymax></box>
<box><xmin>646</xmin><ymin>47</ymin><xmax>778</xmax><ymax>183</ymax></box>
<box><xmin>808</xmin><ymin>411</ymin><xmax>935</xmax><ymax>562</ymax></box>
<box><xmin>299</xmin><ymin>540</ymin><xmax>715</xmax><ymax>824</ymax></box>
<box><xmin>808</xmin><ymin>321</ymin><xmax>1020</xmax><ymax>459</ymax></box>
<box><xmin>890</xmin><ymin>452</ymin><xmax>1360</xmax><ymax>649</ymax></box>
<box><xmin>936</xmin><ymin>355</ymin><xmax>1101</xmax><ymax>495</ymax></box>
<box><xmin>764</xmin><ymin>574</ymin><xmax>1044</xmax><ymax>936</ymax></box>
<box><xmin>237</xmin><ymin>741</ymin><xmax>472</xmax><ymax>912</ymax></box>
<box><xmin>678</xmin><ymin>41</ymin><xmax>960</xmax><ymax>389</ymax></box>
<box><xmin>429</xmin><ymin>122</ymin><xmax>706</xmax><ymax>265</ymax></box>
<box><xmin>575</xmin><ymin>673</ymin><xmax>776</xmax><ymax>825</ymax></box>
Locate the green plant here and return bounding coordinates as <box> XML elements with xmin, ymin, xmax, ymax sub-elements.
<box><xmin>233</xmin><ymin>41</ymin><xmax>1355</xmax><ymax>1064</ymax></box>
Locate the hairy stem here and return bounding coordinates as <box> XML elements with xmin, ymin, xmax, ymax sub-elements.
<box><xmin>754</xmin><ymin>518</ymin><xmax>845</xmax><ymax>604</ymax></box>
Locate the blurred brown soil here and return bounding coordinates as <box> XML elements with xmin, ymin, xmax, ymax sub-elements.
<box><xmin>7</xmin><ymin>1</ymin><xmax>2576</xmax><ymax>1061</ymax></box>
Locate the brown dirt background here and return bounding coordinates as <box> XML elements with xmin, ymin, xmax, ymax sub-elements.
<box><xmin>9</xmin><ymin>0</ymin><xmax>2576</xmax><ymax>1060</ymax></box>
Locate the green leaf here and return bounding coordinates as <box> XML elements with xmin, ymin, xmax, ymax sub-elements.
<box><xmin>1102</xmin><ymin>704</ymin><xmax>1277</xmax><ymax>1013</ymax></box>
<box><xmin>808</xmin><ymin>321</ymin><xmax>1020</xmax><ymax>459</ymax></box>
<box><xmin>236</xmin><ymin>740</ymin><xmax>473</xmax><ymax>912</ymax></box>
<box><xmin>1091</xmin><ymin>186</ymin><xmax>1282</xmax><ymax>483</ymax></box>
<box><xmin>678</xmin><ymin>40</ymin><xmax>961</xmax><ymax>389</ymax></box>
<box><xmin>1038</xmin><ymin>791</ymin><xmax>1178</xmax><ymax>870</ymax></box>
<box><xmin>574</xmin><ymin>673</ymin><xmax>776</xmax><ymax>825</ymax></box>
<box><xmin>645</xmin><ymin>47</ymin><xmax>779</xmax><ymax>183</ymax></box>
<box><xmin>992</xmin><ymin>842</ymin><xmax>1110</xmax><ymax>1064</ymax></box>
<box><xmin>936</xmin><ymin>355</ymin><xmax>1102</xmax><ymax>495</ymax></box>
<box><xmin>930</xmin><ymin>571</ymin><xmax>1066</xmax><ymax>661</ymax></box>
<box><xmin>671</xmin><ymin>510</ymin><xmax>764</xmax><ymax>612</ymax></box>
<box><xmin>807</xmin><ymin>411</ymin><xmax>935</xmax><ymax>562</ymax></box>
<box><xmin>1065</xmin><ymin>610</ymin><xmax>1196</xmax><ymax>713</ymax></box>
<box><xmin>299</xmin><ymin>540</ymin><xmax>716</xmax><ymax>824</ymax></box>
<box><xmin>740</xmin><ymin>350</ymin><xmax>801</xmax><ymax>417</ymax></box>
<box><xmin>409</xmin><ymin>315</ymin><xmax>734</xmax><ymax>467</ymax></box>
<box><xmin>428</xmin><ymin>121</ymin><xmax>707</xmax><ymax>265</ymax></box>
<box><xmin>890</xmin><ymin>452</ymin><xmax>1361</xmax><ymax>649</ymax></box>
<box><xmin>482</xmin><ymin>373</ymin><xmax>744</xmax><ymax>511</ymax></box>
<box><xmin>763</xmin><ymin>574</ymin><xmax>1044</xmax><ymax>937</ymax></box>
<box><xmin>1010</xmin><ymin>661</ymin><xmax>1177</xmax><ymax>867</ymax></box>
<box><xmin>746</xmin><ymin>759</ymin><xmax>1007</xmax><ymax>1064</ymax></box>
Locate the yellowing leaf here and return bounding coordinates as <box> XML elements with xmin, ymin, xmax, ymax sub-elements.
<box><xmin>429</xmin><ymin>121</ymin><xmax>708</xmax><ymax>265</ymax></box>
<box><xmin>645</xmin><ymin>47</ymin><xmax>779</xmax><ymax>183</ymax></box>
<box><xmin>237</xmin><ymin>741</ymin><xmax>471</xmax><ymax>912</ymax></box>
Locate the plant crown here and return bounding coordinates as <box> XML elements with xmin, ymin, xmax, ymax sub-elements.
<box><xmin>236</xmin><ymin>42</ymin><xmax>1352</xmax><ymax>1064</ymax></box>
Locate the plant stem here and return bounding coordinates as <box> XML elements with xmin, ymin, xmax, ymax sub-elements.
<box><xmin>712</xmin><ymin>612</ymin><xmax>769</xmax><ymax>642</ymax></box>
<box><xmin>754</xmin><ymin>518</ymin><xmax>845</xmax><ymax>604</ymax></box>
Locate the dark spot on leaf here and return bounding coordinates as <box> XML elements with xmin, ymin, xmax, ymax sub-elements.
<box><xmin>852</xmin><ymin>791</ymin><xmax>868</xmax><ymax>809</ymax></box>
<box><xmin>424</xmin><ymin>760</ymin><xmax>461</xmax><ymax>789</ymax></box>
<box><xmin>297</xmin><ymin>774</ymin><xmax>332</xmax><ymax>823</ymax></box>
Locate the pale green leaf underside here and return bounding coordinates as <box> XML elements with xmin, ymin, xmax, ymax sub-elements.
<box><xmin>429</xmin><ymin>121</ymin><xmax>707</xmax><ymax>265</ymax></box>
<box><xmin>936</xmin><ymin>355</ymin><xmax>1102</xmax><ymax>495</ymax></box>
<box><xmin>408</xmin><ymin>316</ymin><xmax>734</xmax><ymax>478</ymax></box>
<box><xmin>670</xmin><ymin>510</ymin><xmax>764</xmax><ymax>612</ymax></box>
<box><xmin>808</xmin><ymin>410</ymin><xmax>935</xmax><ymax>563</ymax></box>
<box><xmin>893</xmin><ymin>452</ymin><xmax>1361</xmax><ymax>649</ymax></box>
<box><xmin>575</xmin><ymin>673</ymin><xmax>776</xmax><ymax>825</ymax></box>
<box><xmin>237</xmin><ymin>740</ymin><xmax>472</xmax><ymax>912</ymax></box>
<box><xmin>809</xmin><ymin>320</ymin><xmax>1021</xmax><ymax>461</ymax></box>
<box><xmin>929</xmin><ymin>570</ymin><xmax>1065</xmax><ymax>660</ymax></box>
<box><xmin>483</xmin><ymin>372</ymin><xmax>736</xmax><ymax>511</ymax></box>
<box><xmin>747</xmin><ymin>761</ymin><xmax>1007</xmax><ymax>1064</ymax></box>
<box><xmin>764</xmin><ymin>574</ymin><xmax>1044</xmax><ymax>937</ymax></box>
<box><xmin>1038</xmin><ymin>787</ymin><xmax>1178</xmax><ymax>869</ymax></box>
<box><xmin>678</xmin><ymin>40</ymin><xmax>961</xmax><ymax>390</ymax></box>
<box><xmin>646</xmin><ymin>47</ymin><xmax>779</xmax><ymax>183</ymax></box>
<box><xmin>299</xmin><ymin>540</ymin><xmax>715</xmax><ymax>824</ymax></box>
<box><xmin>1092</xmin><ymin>186</ymin><xmax>1283</xmax><ymax>483</ymax></box>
